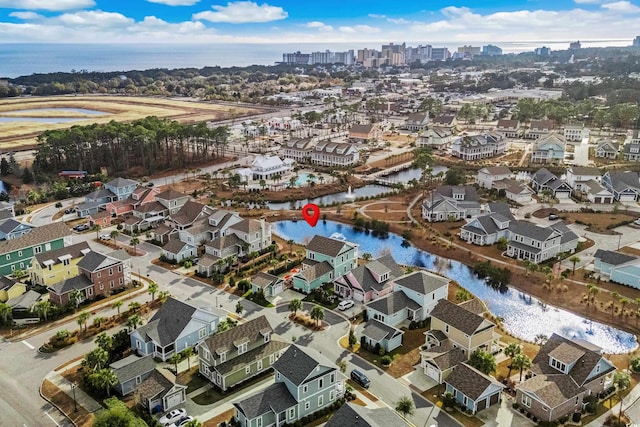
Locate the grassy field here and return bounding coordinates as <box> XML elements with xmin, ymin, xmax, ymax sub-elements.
<box><xmin>0</xmin><ymin>96</ymin><xmax>265</xmax><ymax>150</ymax></box>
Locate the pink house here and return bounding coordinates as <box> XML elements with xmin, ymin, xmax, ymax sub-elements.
<box><xmin>105</xmin><ymin>187</ymin><xmax>159</xmax><ymax>218</ymax></box>
<box><xmin>334</xmin><ymin>255</ymin><xmax>403</xmax><ymax>303</ymax></box>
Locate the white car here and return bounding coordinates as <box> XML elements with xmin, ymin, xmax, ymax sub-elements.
<box><xmin>337</xmin><ymin>300</ymin><xmax>355</xmax><ymax>311</ymax></box>
<box><xmin>159</xmin><ymin>409</ymin><xmax>187</xmax><ymax>426</ymax></box>
<box><xmin>99</xmin><ymin>233</ymin><xmax>111</xmax><ymax>240</ymax></box>
<box><xmin>169</xmin><ymin>416</ymin><xmax>195</xmax><ymax>427</ymax></box>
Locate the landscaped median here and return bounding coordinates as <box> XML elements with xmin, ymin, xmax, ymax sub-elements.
<box><xmin>40</xmin><ymin>377</ymin><xmax>94</xmax><ymax>427</ymax></box>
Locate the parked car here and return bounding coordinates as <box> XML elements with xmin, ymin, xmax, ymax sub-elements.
<box><xmin>635</xmin><ymin>218</ymin><xmax>640</xmax><ymax>226</ymax></box>
<box><xmin>159</xmin><ymin>409</ymin><xmax>187</xmax><ymax>426</ymax></box>
<box><xmin>337</xmin><ymin>300</ymin><xmax>354</xmax><ymax>311</ymax></box>
<box><xmin>73</xmin><ymin>223</ymin><xmax>90</xmax><ymax>232</ymax></box>
<box><xmin>146</xmin><ymin>182</ymin><xmax>154</xmax><ymax>187</ymax></box>
<box><xmin>171</xmin><ymin>416</ymin><xmax>195</xmax><ymax>427</ymax></box>
<box><xmin>548</xmin><ymin>214</ymin><xmax>559</xmax><ymax>220</ymax></box>
<box><xmin>350</xmin><ymin>369</ymin><xmax>370</xmax><ymax>388</ymax></box>
<box><xmin>99</xmin><ymin>233</ymin><xmax>111</xmax><ymax>241</ymax></box>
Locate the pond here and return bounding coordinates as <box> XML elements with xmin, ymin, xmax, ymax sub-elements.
<box><xmin>0</xmin><ymin>117</ymin><xmax>94</xmax><ymax>123</ymax></box>
<box><xmin>381</xmin><ymin>165</ymin><xmax>449</xmax><ymax>184</ymax></box>
<box><xmin>274</xmin><ymin>220</ymin><xmax>638</xmax><ymax>354</ymax></box>
<box><xmin>266</xmin><ymin>185</ymin><xmax>393</xmax><ymax>210</ymax></box>
<box><xmin>0</xmin><ymin>107</ymin><xmax>111</xmax><ymax>124</ymax></box>
<box><xmin>2</xmin><ymin>108</ymin><xmax>109</xmax><ymax>115</ymax></box>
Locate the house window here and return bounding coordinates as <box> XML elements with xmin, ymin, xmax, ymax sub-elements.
<box><xmin>135</xmin><ymin>376</ymin><xmax>142</xmax><ymax>385</ymax></box>
<box><xmin>288</xmin><ymin>408</ymin><xmax>295</xmax><ymax>420</ymax></box>
<box><xmin>276</xmin><ymin>372</ymin><xmax>280</xmax><ymax>380</ymax></box>
<box><xmin>118</xmin><ymin>265</ymin><xmax>122</xmax><ymax>272</ymax></box>
<box><xmin>463</xmin><ymin>396</ymin><xmax>468</xmax><ymax>406</ymax></box>
<box><xmin>575</xmin><ymin>396</ymin><xmax>580</xmax><ymax>405</ymax></box>
<box><xmin>97</xmin><ymin>272</ymin><xmax>101</xmax><ymax>278</ymax></box>
<box><xmin>318</xmin><ymin>396</ymin><xmax>323</xmax><ymax>406</ymax></box>
<box><xmin>63</xmin><ymin>259</ymin><xmax>70</xmax><ymax>266</ymax></box>
<box><xmin>445</xmin><ymin>325</ymin><xmax>449</xmax><ymax>333</ymax></box>
<box><xmin>596</xmin><ymin>364</ymin><xmax>601</xmax><ymax>374</ymax></box>
<box><xmin>18</xmin><ymin>250</ymin><xmax>22</xmax><ymax>257</ymax></box>
<box><xmin>330</xmin><ymin>373</ymin><xmax>335</xmax><ymax>383</ymax></box>
<box><xmin>5</xmin><ymin>255</ymin><xmax>9</xmax><ymax>261</ymax></box>
<box><xmin>109</xmin><ymin>268</ymin><xmax>113</xmax><ymax>276</ymax></box>
<box><xmin>87</xmin><ymin>288</ymin><xmax>93</xmax><ymax>296</ymax></box>
<box><xmin>47</xmin><ymin>264</ymin><xmax>52</xmax><ymax>271</ymax></box>
<box><xmin>270</xmin><ymin>354</ymin><xmax>275</xmax><ymax>364</ymax></box>
<box><xmin>110</xmin><ymin>280</ymin><xmax>114</xmax><ymax>288</ymax></box>
<box><xmin>34</xmin><ymin>246</ymin><xmax>42</xmax><ymax>254</ymax></box>
<box><xmin>308</xmin><ymin>252</ymin><xmax>315</xmax><ymax>260</ymax></box>
<box><xmin>319</xmin><ymin>378</ymin><xmax>323</xmax><ymax>388</ymax></box>
<box><xmin>303</xmin><ymin>385</ymin><xmax>308</xmax><ymax>393</ymax></box>
<box><xmin>220</xmin><ymin>352</ymin><xmax>227</xmax><ymax>362</ymax></box>
<box><xmin>264</xmin><ymin>333</ymin><xmax>270</xmax><ymax>343</ymax></box>
<box><xmin>136</xmin><ymin>341</ymin><xmax>141</xmax><ymax>349</ymax></box>
<box><xmin>199</xmin><ymin>328</ymin><xmax>206</xmax><ymax>339</ymax></box>
<box><xmin>202</xmin><ymin>348</ymin><xmax>210</xmax><ymax>361</ymax></box>
<box><xmin>305</xmin><ymin>401</ymin><xmax>310</xmax><ymax>411</ymax></box>
<box><xmin>119</xmin><ymin>278</ymin><xmax>123</xmax><ymax>285</ymax></box>
<box><xmin>99</xmin><ymin>284</ymin><xmax>104</xmax><ymax>290</ymax></box>
<box><xmin>245</xmin><ymin>366</ymin><xmax>251</xmax><ymax>374</ymax></box>
<box><xmin>329</xmin><ymin>390</ymin><xmax>334</xmax><ymax>401</ymax></box>
<box><xmin>256</xmin><ymin>418</ymin><xmax>262</xmax><ymax>427</ymax></box>
<box><xmin>257</xmin><ymin>360</ymin><xmax>263</xmax><ymax>371</ymax></box>
<box><xmin>19</xmin><ymin>262</ymin><xmax>23</xmax><ymax>269</ymax></box>
<box><xmin>521</xmin><ymin>394</ymin><xmax>531</xmax><ymax>408</ymax></box>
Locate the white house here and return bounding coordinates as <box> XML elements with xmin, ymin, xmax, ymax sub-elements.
<box><xmin>563</xmin><ymin>124</ymin><xmax>590</xmax><ymax>142</ymax></box>
<box><xmin>417</xmin><ymin>127</ymin><xmax>455</xmax><ymax>150</ymax></box>
<box><xmin>250</xmin><ymin>155</ymin><xmax>294</xmax><ymax>181</ymax></box>
<box><xmin>477</xmin><ymin>166</ymin><xmax>511</xmax><ymax>189</ymax></box>
<box><xmin>565</xmin><ymin>166</ymin><xmax>601</xmax><ymax>192</ymax></box>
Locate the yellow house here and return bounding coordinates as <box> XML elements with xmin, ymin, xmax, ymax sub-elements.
<box><xmin>0</xmin><ymin>277</ymin><xmax>26</xmax><ymax>302</ymax></box>
<box><xmin>29</xmin><ymin>241</ymin><xmax>91</xmax><ymax>288</ymax></box>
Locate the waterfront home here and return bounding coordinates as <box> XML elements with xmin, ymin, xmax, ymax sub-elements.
<box><xmin>496</xmin><ymin>119</ymin><xmax>520</xmax><ymax>138</ymax></box>
<box><xmin>293</xmin><ymin>235</ymin><xmax>358</xmax><ymax>293</ymax></box>
<box><xmin>595</xmin><ymin>140</ymin><xmax>619</xmax><ymax>159</ymax></box>
<box><xmin>459</xmin><ymin>211</ymin><xmax>512</xmax><ymax>246</ymax></box>
<box><xmin>530</xmin><ymin>134</ymin><xmax>566</xmax><ymax>164</ymax></box>
<box><xmin>477</xmin><ymin>166</ymin><xmax>512</xmax><ymax>189</ymax></box>
<box><xmin>110</xmin><ymin>354</ymin><xmax>155</xmax><ymax>396</ymax></box>
<box><xmin>445</xmin><ymin>363</ymin><xmax>505</xmax><ymax>414</ymax></box>
<box><xmin>138</xmin><ymin>369</ymin><xmax>187</xmax><ymax>414</ymax></box>
<box><xmin>404</xmin><ymin>113</ymin><xmax>429</xmax><ymax>131</ymax></box>
<box><xmin>198</xmin><ymin>315</ymin><xmax>289</xmax><ymax>391</ymax></box>
<box><xmin>311</xmin><ymin>141</ymin><xmax>360</xmax><ymax>167</ymax></box>
<box><xmin>333</xmin><ymin>254</ymin><xmax>403</xmax><ymax>303</ymax></box>
<box><xmin>516</xmin><ymin>333</ymin><xmax>615</xmax><ymax>423</ymax></box>
<box><xmin>451</xmin><ymin>133</ymin><xmax>506</xmax><ymax>161</ymax></box>
<box><xmin>365</xmin><ymin>270</ymin><xmax>450</xmax><ymax>327</ymax></box>
<box><xmin>249</xmin><ymin>155</ymin><xmax>294</xmax><ymax>181</ymax></box>
<box><xmin>0</xmin><ymin>222</ymin><xmax>71</xmax><ymax>277</ymax></box>
<box><xmin>601</xmin><ymin>171</ymin><xmax>640</xmax><ymax>202</ymax></box>
<box><xmin>422</xmin><ymin>185</ymin><xmax>481</xmax><ymax>222</ymax></box>
<box><xmin>130</xmin><ymin>297</ymin><xmax>220</xmax><ymax>361</ymax></box>
<box><xmin>326</xmin><ymin>403</ymin><xmax>409</xmax><ymax>427</ymax></box>
<box><xmin>593</xmin><ymin>249</ymin><xmax>640</xmax><ymax>288</ymax></box>
<box><xmin>563</xmin><ymin>124</ymin><xmax>590</xmax><ymax>142</ymax></box>
<box><xmin>416</xmin><ymin>127</ymin><xmax>455</xmax><ymax>150</ymax></box>
<box><xmin>525</xmin><ymin>120</ymin><xmax>554</xmax><ymax>140</ymax></box>
<box><xmin>232</xmin><ymin>345</ymin><xmax>345</xmax><ymax>427</ymax></box>
<box><xmin>283</xmin><ymin>138</ymin><xmax>314</xmax><ymax>163</ymax></box>
<box><xmin>506</xmin><ymin>221</ymin><xmax>577</xmax><ymax>263</ymax></box>
<box><xmin>29</xmin><ymin>241</ymin><xmax>90</xmax><ymax>287</ymax></box>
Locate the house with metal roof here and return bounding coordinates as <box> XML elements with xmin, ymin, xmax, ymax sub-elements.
<box><xmin>293</xmin><ymin>235</ymin><xmax>358</xmax><ymax>293</ymax></box>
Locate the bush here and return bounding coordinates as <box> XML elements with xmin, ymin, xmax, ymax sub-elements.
<box><xmin>378</xmin><ymin>347</ymin><xmax>386</xmax><ymax>356</ymax></box>
<box><xmin>558</xmin><ymin>415</ymin><xmax>569</xmax><ymax>424</ymax></box>
<box><xmin>442</xmin><ymin>392</ymin><xmax>456</xmax><ymax>408</ymax></box>
<box><xmin>572</xmin><ymin>412</ymin><xmax>581</xmax><ymax>422</ymax></box>
<box><xmin>381</xmin><ymin>355</ymin><xmax>392</xmax><ymax>366</ymax></box>
<box><xmin>512</xmin><ymin>403</ymin><xmax>519</xmax><ymax>410</ymax></box>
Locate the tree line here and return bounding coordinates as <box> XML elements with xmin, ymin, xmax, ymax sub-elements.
<box><xmin>33</xmin><ymin>116</ymin><xmax>230</xmax><ymax>177</ymax></box>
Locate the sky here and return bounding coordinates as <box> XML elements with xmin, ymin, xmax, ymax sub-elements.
<box><xmin>0</xmin><ymin>0</ymin><xmax>639</xmax><ymax>49</ymax></box>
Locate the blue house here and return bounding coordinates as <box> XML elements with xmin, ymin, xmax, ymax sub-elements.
<box><xmin>76</xmin><ymin>177</ymin><xmax>139</xmax><ymax>217</ymax></box>
<box><xmin>110</xmin><ymin>354</ymin><xmax>155</xmax><ymax>396</ymax></box>
<box><xmin>445</xmin><ymin>363</ymin><xmax>504</xmax><ymax>414</ymax></box>
<box><xmin>233</xmin><ymin>345</ymin><xmax>345</xmax><ymax>427</ymax></box>
<box><xmin>293</xmin><ymin>235</ymin><xmax>358</xmax><ymax>293</ymax></box>
<box><xmin>593</xmin><ymin>249</ymin><xmax>640</xmax><ymax>289</ymax></box>
<box><xmin>130</xmin><ymin>297</ymin><xmax>220</xmax><ymax>361</ymax></box>
<box><xmin>0</xmin><ymin>219</ymin><xmax>34</xmax><ymax>240</ymax></box>
<box><xmin>105</xmin><ymin>177</ymin><xmax>138</xmax><ymax>201</ymax></box>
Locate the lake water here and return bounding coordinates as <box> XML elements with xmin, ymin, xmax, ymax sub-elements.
<box><xmin>274</xmin><ymin>220</ymin><xmax>638</xmax><ymax>354</ymax></box>
<box><xmin>382</xmin><ymin>166</ymin><xmax>449</xmax><ymax>184</ymax></box>
<box><xmin>0</xmin><ymin>117</ymin><xmax>93</xmax><ymax>123</ymax></box>
<box><xmin>0</xmin><ymin>107</ymin><xmax>111</xmax><ymax>124</ymax></box>
<box><xmin>266</xmin><ymin>184</ymin><xmax>392</xmax><ymax>210</ymax></box>
<box><xmin>2</xmin><ymin>108</ymin><xmax>108</xmax><ymax>115</ymax></box>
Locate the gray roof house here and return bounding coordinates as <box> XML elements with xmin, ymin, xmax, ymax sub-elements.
<box><xmin>595</xmin><ymin>140</ymin><xmax>619</xmax><ymax>159</ymax></box>
<box><xmin>445</xmin><ymin>363</ymin><xmax>505</xmax><ymax>414</ymax></box>
<box><xmin>110</xmin><ymin>354</ymin><xmax>155</xmax><ymax>396</ymax></box>
<box><xmin>361</xmin><ymin>318</ymin><xmax>404</xmax><ymax>352</ymax></box>
<box><xmin>251</xmin><ymin>272</ymin><xmax>286</xmax><ymax>298</ymax></box>
<box><xmin>130</xmin><ymin>297</ymin><xmax>220</xmax><ymax>361</ymax></box>
<box><xmin>333</xmin><ymin>254</ymin><xmax>403</xmax><ymax>303</ymax></box>
<box><xmin>602</xmin><ymin>171</ymin><xmax>640</xmax><ymax>202</ymax></box>
<box><xmin>233</xmin><ymin>345</ymin><xmax>346</xmax><ymax>427</ymax></box>
<box><xmin>422</xmin><ymin>185</ymin><xmax>482</xmax><ymax>222</ymax></box>
<box><xmin>460</xmin><ymin>210</ymin><xmax>512</xmax><ymax>246</ymax></box>
<box><xmin>326</xmin><ymin>403</ymin><xmax>409</xmax><ymax>427</ymax></box>
<box><xmin>506</xmin><ymin>221</ymin><xmax>578</xmax><ymax>263</ymax></box>
<box><xmin>137</xmin><ymin>368</ymin><xmax>187</xmax><ymax>414</ymax></box>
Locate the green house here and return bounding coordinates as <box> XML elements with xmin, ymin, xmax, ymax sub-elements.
<box><xmin>293</xmin><ymin>235</ymin><xmax>358</xmax><ymax>293</ymax></box>
<box><xmin>0</xmin><ymin>222</ymin><xmax>71</xmax><ymax>276</ymax></box>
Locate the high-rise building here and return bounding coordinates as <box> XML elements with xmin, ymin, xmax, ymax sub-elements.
<box><xmin>633</xmin><ymin>36</ymin><xmax>640</xmax><ymax>47</ymax></box>
<box><xmin>482</xmin><ymin>44</ymin><xmax>503</xmax><ymax>56</ymax></box>
<box><xmin>535</xmin><ymin>46</ymin><xmax>551</xmax><ymax>56</ymax></box>
<box><xmin>406</xmin><ymin>45</ymin><xmax>433</xmax><ymax>63</ymax></box>
<box><xmin>282</xmin><ymin>51</ymin><xmax>310</xmax><ymax>65</ymax></box>
<box><xmin>430</xmin><ymin>47</ymin><xmax>450</xmax><ymax>61</ymax></box>
<box><xmin>309</xmin><ymin>50</ymin><xmax>355</xmax><ymax>65</ymax></box>
<box><xmin>381</xmin><ymin>42</ymin><xmax>406</xmax><ymax>65</ymax></box>
<box><xmin>457</xmin><ymin>45</ymin><xmax>481</xmax><ymax>58</ymax></box>
<box><xmin>569</xmin><ymin>41</ymin><xmax>581</xmax><ymax>50</ymax></box>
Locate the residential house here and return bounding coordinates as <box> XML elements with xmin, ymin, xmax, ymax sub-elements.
<box><xmin>593</xmin><ymin>249</ymin><xmax>640</xmax><ymax>288</ymax></box>
<box><xmin>566</xmin><ymin>166</ymin><xmax>601</xmax><ymax>192</ymax></box>
<box><xmin>198</xmin><ymin>315</ymin><xmax>289</xmax><ymax>391</ymax></box>
<box><xmin>122</xmin><ymin>201</ymin><xmax>168</xmax><ymax>234</ymax></box>
<box><xmin>361</xmin><ymin>319</ymin><xmax>404</xmax><ymax>352</ymax></box>
<box><xmin>0</xmin><ymin>200</ymin><xmax>15</xmax><ymax>218</ymax></box>
<box><xmin>624</xmin><ymin>142</ymin><xmax>640</xmax><ymax>162</ymax></box>
<box><xmin>0</xmin><ymin>222</ymin><xmax>71</xmax><ymax>277</ymax></box>
<box><xmin>47</xmin><ymin>250</ymin><xmax>128</xmax><ymax>305</ymax></box>
<box><xmin>104</xmin><ymin>177</ymin><xmax>138</xmax><ymax>201</ymax></box>
<box><xmin>0</xmin><ymin>276</ymin><xmax>25</xmax><ymax>303</ymax></box>
<box><xmin>595</xmin><ymin>140</ymin><xmax>619</xmax><ymax>159</ymax></box>
<box><xmin>0</xmin><ymin>219</ymin><xmax>34</xmax><ymax>240</ymax></box>
<box><xmin>516</xmin><ymin>333</ymin><xmax>615</xmax><ymax>423</ymax></box>
<box><xmin>7</xmin><ymin>289</ymin><xmax>41</xmax><ymax>312</ymax></box>
<box><xmin>526</xmin><ymin>120</ymin><xmax>554</xmax><ymax>140</ymax></box>
<box><xmin>250</xmin><ymin>155</ymin><xmax>294</xmax><ymax>181</ymax></box>
<box><xmin>76</xmin><ymin>188</ymin><xmax>116</xmax><ymax>218</ymax></box>
<box><xmin>251</xmin><ymin>272</ymin><xmax>286</xmax><ymax>298</ymax></box>
<box><xmin>582</xmin><ymin>180</ymin><xmax>614</xmax><ymax>204</ymax></box>
<box><xmin>232</xmin><ymin>345</ymin><xmax>345</xmax><ymax>427</ymax></box>
<box><xmin>417</xmin><ymin>127</ymin><xmax>455</xmax><ymax>150</ymax></box>
<box><xmin>460</xmin><ymin>208</ymin><xmax>513</xmax><ymax>246</ymax></box>
<box><xmin>530</xmin><ymin>134</ymin><xmax>566</xmax><ymax>164</ymax></box>
<box><xmin>431</xmin><ymin>114</ymin><xmax>457</xmax><ymax>131</ymax></box>
<box><xmin>496</xmin><ymin>119</ymin><xmax>520</xmax><ymax>138</ymax></box>
<box><xmin>130</xmin><ymin>297</ymin><xmax>220</xmax><ymax>361</ymax></box>
<box><xmin>477</xmin><ymin>166</ymin><xmax>512</xmax><ymax>189</ymax></box>
<box><xmin>110</xmin><ymin>354</ymin><xmax>155</xmax><ymax>396</ymax></box>
<box><xmin>564</xmin><ymin>124</ymin><xmax>590</xmax><ymax>142</ymax></box>
<box><xmin>311</xmin><ymin>141</ymin><xmax>360</xmax><ymax>167</ymax></box>
<box><xmin>602</xmin><ymin>171</ymin><xmax>640</xmax><ymax>201</ymax></box>
<box><xmin>531</xmin><ymin>168</ymin><xmax>571</xmax><ymax>199</ymax></box>
<box><xmin>167</xmin><ymin>200</ymin><xmax>214</xmax><ymax>230</ymax></box>
<box><xmin>30</xmin><ymin>241</ymin><xmax>91</xmax><ymax>287</ymax></box>
<box><xmin>349</xmin><ymin>124</ymin><xmax>378</xmax><ymax>143</ymax></box>
<box><xmin>283</xmin><ymin>138</ymin><xmax>314</xmax><ymax>163</ymax></box>
<box><xmin>87</xmin><ymin>211</ymin><xmax>111</xmax><ymax>228</ymax></box>
<box><xmin>293</xmin><ymin>235</ymin><xmax>358</xmax><ymax>293</ymax></box>
<box><xmin>451</xmin><ymin>133</ymin><xmax>506</xmax><ymax>161</ymax></box>
<box><xmin>161</xmin><ymin>239</ymin><xmax>197</xmax><ymax>263</ymax></box>
<box><xmin>445</xmin><ymin>363</ymin><xmax>505</xmax><ymax>414</ymax></box>
<box><xmin>326</xmin><ymin>403</ymin><xmax>409</xmax><ymax>427</ymax></box>
<box><xmin>421</xmin><ymin>342</ymin><xmax>466</xmax><ymax>384</ymax></box>
<box><xmin>506</xmin><ymin>221</ymin><xmax>578</xmax><ymax>263</ymax></box>
<box><xmin>404</xmin><ymin>113</ymin><xmax>429</xmax><ymax>131</ymax></box>
<box><xmin>333</xmin><ymin>254</ymin><xmax>403</xmax><ymax>303</ymax></box>
<box><xmin>493</xmin><ymin>179</ymin><xmax>534</xmax><ymax>203</ymax></box>
<box><xmin>365</xmin><ymin>270</ymin><xmax>450</xmax><ymax>327</ymax></box>
<box><xmin>422</xmin><ymin>185</ymin><xmax>481</xmax><ymax>222</ymax></box>
<box><xmin>138</xmin><ymin>368</ymin><xmax>187</xmax><ymax>414</ymax></box>
<box><xmin>105</xmin><ymin>186</ymin><xmax>158</xmax><ymax>219</ymax></box>
<box><xmin>155</xmin><ymin>189</ymin><xmax>190</xmax><ymax>216</ymax></box>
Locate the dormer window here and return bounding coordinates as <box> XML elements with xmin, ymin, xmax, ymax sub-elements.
<box><xmin>238</xmin><ymin>342</ymin><xmax>248</xmax><ymax>355</ymax></box>
<box><xmin>550</xmin><ymin>357</ymin><xmax>567</xmax><ymax>373</ymax></box>
<box><xmin>264</xmin><ymin>333</ymin><xmax>270</xmax><ymax>343</ymax></box>
<box><xmin>380</xmin><ymin>273</ymin><xmax>388</xmax><ymax>282</ymax></box>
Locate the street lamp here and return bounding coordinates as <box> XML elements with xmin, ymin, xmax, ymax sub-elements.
<box><xmin>71</xmin><ymin>382</ymin><xmax>78</xmax><ymax>412</ymax></box>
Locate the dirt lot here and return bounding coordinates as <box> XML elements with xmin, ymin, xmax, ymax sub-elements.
<box><xmin>533</xmin><ymin>208</ymin><xmax>637</xmax><ymax>234</ymax></box>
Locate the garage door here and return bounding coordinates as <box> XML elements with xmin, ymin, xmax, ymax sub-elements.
<box><xmin>594</xmin><ymin>197</ymin><xmax>601</xmax><ymax>203</ymax></box>
<box><xmin>426</xmin><ymin>364</ymin><xmax>440</xmax><ymax>382</ymax></box>
<box><xmin>490</xmin><ymin>392</ymin><xmax>500</xmax><ymax>405</ymax></box>
<box><xmin>165</xmin><ymin>392</ymin><xmax>183</xmax><ymax>410</ymax></box>
<box><xmin>272</xmin><ymin>282</ymin><xmax>283</xmax><ymax>295</ymax></box>
<box><xmin>620</xmin><ymin>194</ymin><xmax>636</xmax><ymax>202</ymax></box>
<box><xmin>477</xmin><ymin>398</ymin><xmax>487</xmax><ymax>411</ymax></box>
<box><xmin>556</xmin><ymin>191</ymin><xmax>570</xmax><ymax>199</ymax></box>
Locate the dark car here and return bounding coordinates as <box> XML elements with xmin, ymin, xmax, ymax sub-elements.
<box><xmin>350</xmin><ymin>369</ymin><xmax>370</xmax><ymax>388</ymax></box>
<box><xmin>73</xmin><ymin>223</ymin><xmax>90</xmax><ymax>232</ymax></box>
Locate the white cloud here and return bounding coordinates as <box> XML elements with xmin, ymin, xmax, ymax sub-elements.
<box><xmin>55</xmin><ymin>10</ymin><xmax>133</xmax><ymax>28</ymax></box>
<box><xmin>0</xmin><ymin>0</ymin><xmax>94</xmax><ymax>11</ymax></box>
<box><xmin>192</xmin><ymin>1</ymin><xmax>287</xmax><ymax>24</ymax></box>
<box><xmin>338</xmin><ymin>25</ymin><xmax>379</xmax><ymax>34</ymax></box>
<box><xmin>574</xmin><ymin>0</ymin><xmax>602</xmax><ymax>3</ymax></box>
<box><xmin>146</xmin><ymin>0</ymin><xmax>200</xmax><ymax>5</ymax></box>
<box><xmin>601</xmin><ymin>1</ymin><xmax>640</xmax><ymax>12</ymax></box>
<box><xmin>305</xmin><ymin>21</ymin><xmax>333</xmax><ymax>31</ymax></box>
<box><xmin>9</xmin><ymin>11</ymin><xmax>44</xmax><ymax>20</ymax></box>
<box><xmin>368</xmin><ymin>13</ymin><xmax>410</xmax><ymax>25</ymax></box>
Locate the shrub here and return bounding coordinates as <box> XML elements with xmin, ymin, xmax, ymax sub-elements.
<box><xmin>512</xmin><ymin>403</ymin><xmax>519</xmax><ymax>410</ymax></box>
<box><xmin>381</xmin><ymin>355</ymin><xmax>392</xmax><ymax>366</ymax></box>
<box><xmin>442</xmin><ymin>392</ymin><xmax>456</xmax><ymax>408</ymax></box>
<box><xmin>572</xmin><ymin>412</ymin><xmax>581</xmax><ymax>422</ymax></box>
<box><xmin>558</xmin><ymin>415</ymin><xmax>569</xmax><ymax>424</ymax></box>
<box><xmin>378</xmin><ymin>347</ymin><xmax>386</xmax><ymax>356</ymax></box>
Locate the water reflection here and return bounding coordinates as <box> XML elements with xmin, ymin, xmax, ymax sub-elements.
<box><xmin>274</xmin><ymin>220</ymin><xmax>638</xmax><ymax>354</ymax></box>
<box><xmin>266</xmin><ymin>185</ymin><xmax>392</xmax><ymax>210</ymax></box>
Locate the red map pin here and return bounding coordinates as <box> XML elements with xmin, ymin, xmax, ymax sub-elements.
<box><xmin>302</xmin><ymin>203</ymin><xmax>320</xmax><ymax>227</ymax></box>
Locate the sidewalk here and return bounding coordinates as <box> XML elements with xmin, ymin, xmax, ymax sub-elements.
<box><xmin>586</xmin><ymin>383</ymin><xmax>640</xmax><ymax>426</ymax></box>
<box><xmin>44</xmin><ymin>359</ymin><xmax>104</xmax><ymax>414</ymax></box>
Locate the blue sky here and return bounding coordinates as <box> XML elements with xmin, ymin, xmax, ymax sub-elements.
<box><xmin>0</xmin><ymin>0</ymin><xmax>639</xmax><ymax>48</ymax></box>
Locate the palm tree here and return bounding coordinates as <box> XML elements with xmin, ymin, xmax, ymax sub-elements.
<box><xmin>318</xmin><ymin>175</ymin><xmax>325</xmax><ymax>185</ymax></box>
<box><xmin>612</xmin><ymin>371</ymin><xmax>631</xmax><ymax>412</ymax></box>
<box><xmin>112</xmin><ymin>300</ymin><xmax>123</xmax><ymax>316</ymax></box>
<box><xmin>455</xmin><ymin>289</ymin><xmax>472</xmax><ymax>302</ymax></box>
<box><xmin>129</xmin><ymin>236</ymin><xmax>140</xmax><ymax>255</ymax></box>
<box><xmin>147</xmin><ymin>282</ymin><xmax>159</xmax><ymax>301</ymax></box>
<box><xmin>288</xmin><ymin>299</ymin><xmax>302</xmax><ymax>316</ymax></box>
<box><xmin>180</xmin><ymin>347</ymin><xmax>194</xmax><ymax>370</ymax></box>
<box><xmin>269</xmin><ymin>258</ymin><xmax>279</xmax><ymax>274</ymax></box>
<box><xmin>110</xmin><ymin>229</ymin><xmax>119</xmax><ymax>246</ymax></box>
<box><xmin>0</xmin><ymin>302</ymin><xmax>12</xmax><ymax>325</ymax></box>
<box><xmin>126</xmin><ymin>314</ymin><xmax>143</xmax><ymax>331</ymax></box>
<box><xmin>235</xmin><ymin>301</ymin><xmax>244</xmax><ymax>317</ymax></box>
<box><xmin>128</xmin><ymin>301</ymin><xmax>140</xmax><ymax>312</ymax></box>
<box><xmin>395</xmin><ymin>396</ymin><xmax>415</xmax><ymax>419</ymax></box>
<box><xmin>533</xmin><ymin>334</ymin><xmax>548</xmax><ymax>346</ymax></box>
<box><xmin>83</xmin><ymin>347</ymin><xmax>109</xmax><ymax>371</ymax></box>
<box><xmin>504</xmin><ymin>343</ymin><xmax>522</xmax><ymax>379</ymax></box>
<box><xmin>93</xmin><ymin>316</ymin><xmax>106</xmax><ymax>328</ymax></box>
<box><xmin>286</xmin><ymin>239</ymin><xmax>295</xmax><ymax>254</ymax></box>
<box><xmin>587</xmin><ymin>284</ymin><xmax>600</xmax><ymax>306</ymax></box>
<box><xmin>620</xmin><ymin>297</ymin><xmax>631</xmax><ymax>317</ymax></box>
<box><xmin>77</xmin><ymin>311</ymin><xmax>90</xmax><ymax>333</ymax></box>
<box><xmin>158</xmin><ymin>290</ymin><xmax>171</xmax><ymax>303</ymax></box>
<box><xmin>569</xmin><ymin>256</ymin><xmax>580</xmax><ymax>277</ymax></box>
<box><xmin>250</xmin><ymin>251</ymin><xmax>260</xmax><ymax>267</ymax></box>
<box><xmin>69</xmin><ymin>288</ymin><xmax>83</xmax><ymax>310</ymax></box>
<box><xmin>90</xmin><ymin>368</ymin><xmax>118</xmax><ymax>397</ymax></box>
<box><xmin>168</xmin><ymin>353</ymin><xmax>182</xmax><ymax>375</ymax></box>
<box><xmin>33</xmin><ymin>299</ymin><xmax>52</xmax><ymax>322</ymax></box>
<box><xmin>310</xmin><ymin>305</ymin><xmax>325</xmax><ymax>327</ymax></box>
<box><xmin>362</xmin><ymin>253</ymin><xmax>372</xmax><ymax>261</ymax></box>
<box><xmin>11</xmin><ymin>268</ymin><xmax>27</xmax><ymax>281</ymax></box>
<box><xmin>95</xmin><ymin>332</ymin><xmax>113</xmax><ymax>352</ymax></box>
<box><xmin>612</xmin><ymin>292</ymin><xmax>620</xmax><ymax>319</ymax></box>
<box><xmin>92</xmin><ymin>224</ymin><xmax>102</xmax><ymax>239</ymax></box>
<box><xmin>512</xmin><ymin>353</ymin><xmax>532</xmax><ymax>382</ymax></box>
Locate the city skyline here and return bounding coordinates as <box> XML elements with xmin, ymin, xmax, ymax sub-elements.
<box><xmin>0</xmin><ymin>0</ymin><xmax>639</xmax><ymax>48</ymax></box>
